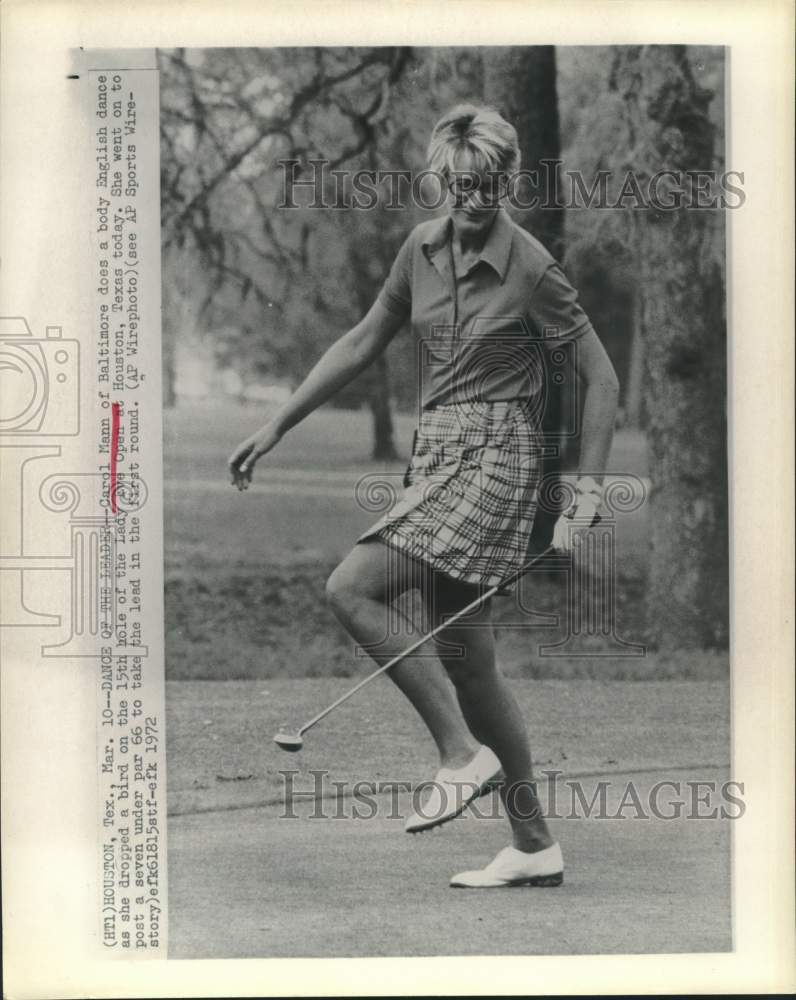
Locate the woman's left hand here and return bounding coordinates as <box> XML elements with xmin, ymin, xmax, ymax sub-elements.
<box><xmin>551</xmin><ymin>491</ymin><xmax>601</xmax><ymax>554</ymax></box>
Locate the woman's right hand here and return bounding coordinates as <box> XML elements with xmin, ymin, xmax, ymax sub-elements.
<box><xmin>228</xmin><ymin>422</ymin><xmax>283</xmax><ymax>491</ymax></box>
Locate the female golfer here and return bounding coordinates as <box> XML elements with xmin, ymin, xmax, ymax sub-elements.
<box><xmin>229</xmin><ymin>105</ymin><xmax>619</xmax><ymax>888</ymax></box>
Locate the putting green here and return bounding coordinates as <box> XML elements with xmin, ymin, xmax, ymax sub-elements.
<box><xmin>166</xmin><ymin>677</ymin><xmax>731</xmax><ymax>958</ymax></box>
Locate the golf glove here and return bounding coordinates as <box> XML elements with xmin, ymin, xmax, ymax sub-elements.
<box><xmin>551</xmin><ymin>478</ymin><xmax>603</xmax><ymax>553</ymax></box>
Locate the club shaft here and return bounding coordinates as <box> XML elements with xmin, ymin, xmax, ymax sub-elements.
<box><xmin>297</xmin><ymin>544</ymin><xmax>554</xmax><ymax>737</ymax></box>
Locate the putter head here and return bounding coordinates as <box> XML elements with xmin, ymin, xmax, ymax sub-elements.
<box><xmin>273</xmin><ymin>730</ymin><xmax>303</xmax><ymax>752</ymax></box>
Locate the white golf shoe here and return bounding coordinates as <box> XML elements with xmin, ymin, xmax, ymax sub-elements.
<box><xmin>405</xmin><ymin>745</ymin><xmax>503</xmax><ymax>834</ymax></box>
<box><xmin>450</xmin><ymin>842</ymin><xmax>564</xmax><ymax>888</ymax></box>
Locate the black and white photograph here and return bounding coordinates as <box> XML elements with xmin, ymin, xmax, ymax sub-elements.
<box><xmin>161</xmin><ymin>43</ymin><xmax>735</xmax><ymax>958</ymax></box>
<box><xmin>1</xmin><ymin>1</ymin><xmax>793</xmax><ymax>996</ymax></box>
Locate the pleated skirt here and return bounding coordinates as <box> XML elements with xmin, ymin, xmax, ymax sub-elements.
<box><xmin>357</xmin><ymin>399</ymin><xmax>543</xmax><ymax>591</ymax></box>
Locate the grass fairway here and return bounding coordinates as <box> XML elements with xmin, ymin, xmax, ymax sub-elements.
<box><xmin>163</xmin><ymin>399</ymin><xmax>728</xmax><ymax>682</ymax></box>
<box><xmin>167</xmin><ymin>677</ymin><xmax>730</xmax><ymax>816</ymax></box>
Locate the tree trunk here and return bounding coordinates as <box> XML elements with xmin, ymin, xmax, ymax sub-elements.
<box><xmin>483</xmin><ymin>46</ymin><xmax>564</xmax><ymax>258</ymax></box>
<box><xmin>369</xmin><ymin>353</ymin><xmax>398</xmax><ymax>460</ymax></box>
<box><xmin>612</xmin><ymin>46</ymin><xmax>729</xmax><ymax>648</ymax></box>
<box><xmin>624</xmin><ymin>292</ymin><xmax>645</xmax><ymax>427</ymax></box>
<box><xmin>161</xmin><ymin>263</ymin><xmax>179</xmax><ymax>408</ymax></box>
<box><xmin>483</xmin><ymin>47</ymin><xmax>566</xmax><ymax>553</ymax></box>
<box><xmin>162</xmin><ymin>334</ymin><xmax>177</xmax><ymax>408</ymax></box>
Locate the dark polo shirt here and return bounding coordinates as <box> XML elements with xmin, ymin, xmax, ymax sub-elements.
<box><xmin>378</xmin><ymin>209</ymin><xmax>594</xmax><ymax>410</ymax></box>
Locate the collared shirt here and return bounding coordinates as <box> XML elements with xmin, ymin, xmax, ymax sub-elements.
<box><xmin>377</xmin><ymin>208</ymin><xmax>594</xmax><ymax>410</ymax></box>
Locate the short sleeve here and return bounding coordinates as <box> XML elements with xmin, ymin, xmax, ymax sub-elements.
<box><xmin>376</xmin><ymin>231</ymin><xmax>414</xmax><ymax>318</ymax></box>
<box><xmin>526</xmin><ymin>263</ymin><xmax>593</xmax><ymax>345</ymax></box>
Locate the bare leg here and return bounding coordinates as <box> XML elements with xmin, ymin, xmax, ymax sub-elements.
<box><xmin>325</xmin><ymin>540</ymin><xmax>478</xmax><ymax>768</ymax></box>
<box><xmin>425</xmin><ymin>572</ymin><xmax>554</xmax><ymax>853</ymax></box>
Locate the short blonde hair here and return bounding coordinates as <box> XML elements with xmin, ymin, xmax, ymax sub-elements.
<box><xmin>427</xmin><ymin>104</ymin><xmax>521</xmax><ymax>178</ymax></box>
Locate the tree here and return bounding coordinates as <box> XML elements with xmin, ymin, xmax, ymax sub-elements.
<box><xmin>483</xmin><ymin>47</ymin><xmax>566</xmax><ymax>552</ymax></box>
<box><xmin>159</xmin><ymin>47</ymin><xmax>411</xmax><ymax>458</ymax></box>
<box><xmin>610</xmin><ymin>46</ymin><xmax>728</xmax><ymax>648</ymax></box>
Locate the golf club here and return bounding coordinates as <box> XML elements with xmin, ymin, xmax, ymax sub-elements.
<box><xmin>273</xmin><ymin>541</ymin><xmax>561</xmax><ymax>752</ymax></box>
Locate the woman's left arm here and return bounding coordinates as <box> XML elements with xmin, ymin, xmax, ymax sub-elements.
<box><xmin>568</xmin><ymin>326</ymin><xmax>620</xmax><ymax>483</ymax></box>
<box><xmin>549</xmin><ymin>328</ymin><xmax>620</xmax><ymax>552</ymax></box>
<box><xmin>525</xmin><ymin>262</ymin><xmax>620</xmax><ymax>549</ymax></box>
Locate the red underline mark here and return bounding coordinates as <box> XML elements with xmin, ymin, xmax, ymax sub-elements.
<box><xmin>110</xmin><ymin>402</ymin><xmax>121</xmax><ymax>513</ymax></box>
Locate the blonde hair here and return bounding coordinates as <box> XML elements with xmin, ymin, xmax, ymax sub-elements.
<box><xmin>427</xmin><ymin>104</ymin><xmax>521</xmax><ymax>178</ymax></box>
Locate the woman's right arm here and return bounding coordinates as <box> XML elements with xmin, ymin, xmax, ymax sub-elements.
<box><xmin>228</xmin><ymin>299</ymin><xmax>405</xmax><ymax>488</ymax></box>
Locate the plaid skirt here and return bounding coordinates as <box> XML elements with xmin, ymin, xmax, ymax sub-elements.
<box><xmin>356</xmin><ymin>399</ymin><xmax>542</xmax><ymax>590</ymax></box>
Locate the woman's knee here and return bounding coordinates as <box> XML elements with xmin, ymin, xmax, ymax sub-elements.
<box><xmin>325</xmin><ymin>562</ymin><xmax>359</xmax><ymax>618</ymax></box>
<box><xmin>325</xmin><ymin>549</ymin><xmax>384</xmax><ymax>620</ymax></box>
